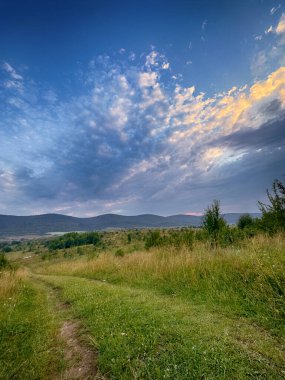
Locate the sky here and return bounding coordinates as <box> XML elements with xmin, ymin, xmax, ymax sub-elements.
<box><xmin>0</xmin><ymin>0</ymin><xmax>285</xmax><ymax>217</ymax></box>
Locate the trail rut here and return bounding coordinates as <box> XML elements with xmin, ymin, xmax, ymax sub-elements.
<box><xmin>32</xmin><ymin>275</ymin><xmax>102</xmax><ymax>380</ymax></box>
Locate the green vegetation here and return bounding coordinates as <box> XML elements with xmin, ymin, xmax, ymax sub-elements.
<box><xmin>237</xmin><ymin>213</ymin><xmax>256</xmax><ymax>230</ymax></box>
<box><xmin>35</xmin><ymin>234</ymin><xmax>285</xmax><ymax>333</ymax></box>
<box><xmin>45</xmin><ymin>231</ymin><xmax>102</xmax><ymax>251</ymax></box>
<box><xmin>259</xmin><ymin>178</ymin><xmax>285</xmax><ymax>233</ymax></box>
<box><xmin>203</xmin><ymin>199</ymin><xmax>226</xmax><ymax>246</ymax></box>
<box><xmin>145</xmin><ymin>229</ymin><xmax>194</xmax><ymax>250</ymax></box>
<box><xmin>0</xmin><ymin>270</ymin><xmax>64</xmax><ymax>379</ymax></box>
<box><xmin>0</xmin><ymin>252</ymin><xmax>9</xmax><ymax>269</ymax></box>
<box><xmin>37</xmin><ymin>272</ymin><xmax>285</xmax><ymax>379</ymax></box>
<box><xmin>1</xmin><ymin>178</ymin><xmax>285</xmax><ymax>379</ymax></box>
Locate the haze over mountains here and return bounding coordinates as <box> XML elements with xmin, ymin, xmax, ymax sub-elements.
<box><xmin>0</xmin><ymin>213</ymin><xmax>261</xmax><ymax>238</ymax></box>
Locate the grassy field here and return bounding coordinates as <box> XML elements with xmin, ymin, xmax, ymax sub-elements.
<box><xmin>0</xmin><ymin>269</ymin><xmax>65</xmax><ymax>379</ymax></box>
<box><xmin>1</xmin><ymin>231</ymin><xmax>285</xmax><ymax>379</ymax></box>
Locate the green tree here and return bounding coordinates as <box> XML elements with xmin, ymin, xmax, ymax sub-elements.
<box><xmin>203</xmin><ymin>200</ymin><xmax>226</xmax><ymax>246</ymax></box>
<box><xmin>237</xmin><ymin>214</ymin><xmax>255</xmax><ymax>230</ymax></box>
<box><xmin>258</xmin><ymin>178</ymin><xmax>285</xmax><ymax>232</ymax></box>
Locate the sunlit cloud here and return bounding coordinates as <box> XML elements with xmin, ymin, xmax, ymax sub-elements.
<box><xmin>0</xmin><ymin>45</ymin><xmax>285</xmax><ymax>216</ymax></box>
<box><xmin>276</xmin><ymin>13</ymin><xmax>285</xmax><ymax>34</ymax></box>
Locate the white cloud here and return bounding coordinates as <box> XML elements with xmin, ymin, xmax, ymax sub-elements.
<box><xmin>202</xmin><ymin>19</ymin><xmax>207</xmax><ymax>31</ymax></box>
<box><xmin>276</xmin><ymin>13</ymin><xmax>285</xmax><ymax>34</ymax></box>
<box><xmin>162</xmin><ymin>62</ymin><xmax>170</xmax><ymax>70</ymax></box>
<box><xmin>265</xmin><ymin>25</ymin><xmax>274</xmax><ymax>34</ymax></box>
<box><xmin>145</xmin><ymin>50</ymin><xmax>159</xmax><ymax>67</ymax></box>
<box><xmin>271</xmin><ymin>4</ymin><xmax>281</xmax><ymax>15</ymax></box>
<box><xmin>138</xmin><ymin>72</ymin><xmax>158</xmax><ymax>87</ymax></box>
<box><xmin>252</xmin><ymin>13</ymin><xmax>285</xmax><ymax>77</ymax></box>
<box><xmin>2</xmin><ymin>61</ymin><xmax>23</xmax><ymax>80</ymax></box>
<box><xmin>1</xmin><ymin>50</ymin><xmax>285</xmax><ymax>215</ymax></box>
<box><xmin>128</xmin><ymin>52</ymin><xmax>136</xmax><ymax>61</ymax></box>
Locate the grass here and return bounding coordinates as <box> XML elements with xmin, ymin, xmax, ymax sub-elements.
<box><xmin>0</xmin><ymin>269</ymin><xmax>64</xmax><ymax>379</ymax></box>
<box><xmin>2</xmin><ymin>231</ymin><xmax>285</xmax><ymax>379</ymax></box>
<box><xmin>35</xmin><ymin>234</ymin><xmax>285</xmax><ymax>334</ymax></box>
<box><xmin>37</xmin><ymin>274</ymin><xmax>285</xmax><ymax>379</ymax></box>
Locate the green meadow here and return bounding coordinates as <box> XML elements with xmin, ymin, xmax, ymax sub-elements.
<box><xmin>1</xmin><ymin>228</ymin><xmax>284</xmax><ymax>379</ymax></box>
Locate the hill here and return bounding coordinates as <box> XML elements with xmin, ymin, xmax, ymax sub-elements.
<box><xmin>0</xmin><ymin>212</ymin><xmax>261</xmax><ymax>237</ymax></box>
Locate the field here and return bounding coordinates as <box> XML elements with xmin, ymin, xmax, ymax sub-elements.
<box><xmin>0</xmin><ymin>230</ymin><xmax>285</xmax><ymax>379</ymax></box>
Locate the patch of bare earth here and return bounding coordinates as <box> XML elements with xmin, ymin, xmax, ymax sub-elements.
<box><xmin>59</xmin><ymin>319</ymin><xmax>99</xmax><ymax>380</ymax></box>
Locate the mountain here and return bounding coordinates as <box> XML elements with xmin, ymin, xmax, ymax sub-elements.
<box><xmin>0</xmin><ymin>212</ymin><xmax>261</xmax><ymax>237</ymax></box>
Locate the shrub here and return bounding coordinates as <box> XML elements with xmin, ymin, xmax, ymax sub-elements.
<box><xmin>76</xmin><ymin>247</ymin><xmax>84</xmax><ymax>256</ymax></box>
<box><xmin>0</xmin><ymin>253</ymin><xmax>8</xmax><ymax>269</ymax></box>
<box><xmin>2</xmin><ymin>245</ymin><xmax>12</xmax><ymax>253</ymax></box>
<box><xmin>145</xmin><ymin>230</ymin><xmax>163</xmax><ymax>249</ymax></box>
<box><xmin>237</xmin><ymin>214</ymin><xmax>255</xmax><ymax>230</ymax></box>
<box><xmin>168</xmin><ymin>229</ymin><xmax>194</xmax><ymax>249</ymax></box>
<box><xmin>115</xmin><ymin>249</ymin><xmax>125</xmax><ymax>257</ymax></box>
<box><xmin>203</xmin><ymin>200</ymin><xmax>227</xmax><ymax>246</ymax></box>
<box><xmin>258</xmin><ymin>178</ymin><xmax>285</xmax><ymax>232</ymax></box>
<box><xmin>218</xmin><ymin>226</ymin><xmax>245</xmax><ymax>247</ymax></box>
<box><xmin>46</xmin><ymin>231</ymin><xmax>102</xmax><ymax>251</ymax></box>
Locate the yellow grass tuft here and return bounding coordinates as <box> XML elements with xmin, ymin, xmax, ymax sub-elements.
<box><xmin>0</xmin><ymin>268</ymin><xmax>26</xmax><ymax>300</ymax></box>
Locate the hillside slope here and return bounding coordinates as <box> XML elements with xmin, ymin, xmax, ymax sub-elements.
<box><xmin>0</xmin><ymin>212</ymin><xmax>261</xmax><ymax>237</ymax></box>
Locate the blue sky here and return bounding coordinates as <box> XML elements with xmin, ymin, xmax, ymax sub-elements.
<box><xmin>0</xmin><ymin>0</ymin><xmax>285</xmax><ymax>216</ymax></box>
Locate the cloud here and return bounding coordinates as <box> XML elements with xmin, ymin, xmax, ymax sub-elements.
<box><xmin>0</xmin><ymin>53</ymin><xmax>285</xmax><ymax>216</ymax></box>
<box><xmin>201</xmin><ymin>19</ymin><xmax>207</xmax><ymax>31</ymax></box>
<box><xmin>2</xmin><ymin>61</ymin><xmax>23</xmax><ymax>80</ymax></box>
<box><xmin>162</xmin><ymin>62</ymin><xmax>170</xmax><ymax>70</ymax></box>
<box><xmin>271</xmin><ymin>5</ymin><xmax>281</xmax><ymax>15</ymax></box>
<box><xmin>138</xmin><ymin>71</ymin><xmax>158</xmax><ymax>87</ymax></box>
<box><xmin>276</xmin><ymin>13</ymin><xmax>285</xmax><ymax>34</ymax></box>
<box><xmin>265</xmin><ymin>25</ymin><xmax>274</xmax><ymax>34</ymax></box>
<box><xmin>252</xmin><ymin>13</ymin><xmax>285</xmax><ymax>77</ymax></box>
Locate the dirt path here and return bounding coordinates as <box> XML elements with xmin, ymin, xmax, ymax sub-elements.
<box><xmin>59</xmin><ymin>318</ymin><xmax>98</xmax><ymax>379</ymax></box>
<box><xmin>31</xmin><ymin>275</ymin><xmax>102</xmax><ymax>380</ymax></box>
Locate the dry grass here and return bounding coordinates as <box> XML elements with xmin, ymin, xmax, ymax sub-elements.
<box><xmin>35</xmin><ymin>233</ymin><xmax>285</xmax><ymax>333</ymax></box>
<box><xmin>36</xmin><ymin>233</ymin><xmax>284</xmax><ymax>283</ymax></box>
<box><xmin>0</xmin><ymin>268</ymin><xmax>27</xmax><ymax>300</ymax></box>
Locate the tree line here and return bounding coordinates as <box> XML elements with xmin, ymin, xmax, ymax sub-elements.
<box><xmin>45</xmin><ymin>231</ymin><xmax>101</xmax><ymax>251</ymax></box>
<box><xmin>145</xmin><ymin>178</ymin><xmax>285</xmax><ymax>249</ymax></box>
<box><xmin>203</xmin><ymin>178</ymin><xmax>285</xmax><ymax>246</ymax></box>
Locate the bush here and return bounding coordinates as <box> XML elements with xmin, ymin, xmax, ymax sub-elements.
<box><xmin>145</xmin><ymin>230</ymin><xmax>162</xmax><ymax>249</ymax></box>
<box><xmin>76</xmin><ymin>247</ymin><xmax>84</xmax><ymax>256</ymax></box>
<box><xmin>218</xmin><ymin>226</ymin><xmax>246</xmax><ymax>247</ymax></box>
<box><xmin>46</xmin><ymin>231</ymin><xmax>102</xmax><ymax>251</ymax></box>
<box><xmin>168</xmin><ymin>229</ymin><xmax>194</xmax><ymax>249</ymax></box>
<box><xmin>237</xmin><ymin>214</ymin><xmax>255</xmax><ymax>230</ymax></box>
<box><xmin>258</xmin><ymin>178</ymin><xmax>285</xmax><ymax>232</ymax></box>
<box><xmin>0</xmin><ymin>253</ymin><xmax>8</xmax><ymax>269</ymax></box>
<box><xmin>2</xmin><ymin>245</ymin><xmax>12</xmax><ymax>253</ymax></box>
<box><xmin>115</xmin><ymin>249</ymin><xmax>125</xmax><ymax>257</ymax></box>
<box><xmin>203</xmin><ymin>200</ymin><xmax>227</xmax><ymax>246</ymax></box>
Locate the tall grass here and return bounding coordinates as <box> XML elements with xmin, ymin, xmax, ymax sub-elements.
<box><xmin>0</xmin><ymin>268</ymin><xmax>26</xmax><ymax>300</ymax></box>
<box><xmin>36</xmin><ymin>234</ymin><xmax>285</xmax><ymax>333</ymax></box>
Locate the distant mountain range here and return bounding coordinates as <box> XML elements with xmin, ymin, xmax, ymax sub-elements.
<box><xmin>0</xmin><ymin>213</ymin><xmax>261</xmax><ymax>238</ymax></box>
